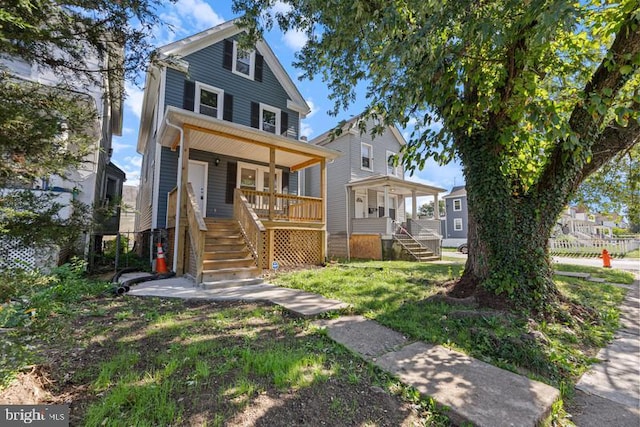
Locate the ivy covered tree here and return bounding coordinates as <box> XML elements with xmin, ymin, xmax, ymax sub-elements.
<box><xmin>235</xmin><ymin>0</ymin><xmax>639</xmax><ymax>314</ymax></box>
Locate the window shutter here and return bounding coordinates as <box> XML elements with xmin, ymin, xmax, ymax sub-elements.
<box><xmin>223</xmin><ymin>40</ymin><xmax>233</xmax><ymax>70</ymax></box>
<box><xmin>225</xmin><ymin>161</ymin><xmax>237</xmax><ymax>204</ymax></box>
<box><xmin>255</xmin><ymin>54</ymin><xmax>264</xmax><ymax>82</ymax></box>
<box><xmin>223</xmin><ymin>93</ymin><xmax>233</xmax><ymax>122</ymax></box>
<box><xmin>183</xmin><ymin>80</ymin><xmax>195</xmax><ymax>111</ymax></box>
<box><xmin>280</xmin><ymin>112</ymin><xmax>289</xmax><ymax>136</ymax></box>
<box><xmin>250</xmin><ymin>102</ymin><xmax>260</xmax><ymax>129</ymax></box>
<box><xmin>282</xmin><ymin>172</ymin><xmax>289</xmax><ymax>193</ymax></box>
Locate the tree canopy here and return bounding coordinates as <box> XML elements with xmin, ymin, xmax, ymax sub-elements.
<box><xmin>235</xmin><ymin>0</ymin><xmax>639</xmax><ymax>313</ymax></box>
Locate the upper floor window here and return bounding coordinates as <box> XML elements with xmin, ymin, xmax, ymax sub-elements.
<box><xmin>386</xmin><ymin>151</ymin><xmax>399</xmax><ymax>176</ymax></box>
<box><xmin>195</xmin><ymin>83</ymin><xmax>223</xmax><ymax>119</ymax></box>
<box><xmin>454</xmin><ymin>218</ymin><xmax>463</xmax><ymax>231</ymax></box>
<box><xmin>453</xmin><ymin>199</ymin><xmax>462</xmax><ymax>211</ymax></box>
<box><xmin>260</xmin><ymin>103</ymin><xmax>280</xmax><ymax>134</ymax></box>
<box><xmin>361</xmin><ymin>143</ymin><xmax>373</xmax><ymax>171</ymax></box>
<box><xmin>233</xmin><ymin>41</ymin><xmax>255</xmax><ymax>80</ymax></box>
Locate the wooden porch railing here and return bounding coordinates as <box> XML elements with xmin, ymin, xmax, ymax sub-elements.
<box><xmin>240</xmin><ymin>189</ymin><xmax>323</xmax><ymax>222</ymax></box>
<box><xmin>167</xmin><ymin>187</ymin><xmax>177</xmax><ymax>228</ymax></box>
<box><xmin>185</xmin><ymin>183</ymin><xmax>208</xmax><ymax>282</ymax></box>
<box><xmin>234</xmin><ymin>189</ymin><xmax>267</xmax><ymax>269</ymax></box>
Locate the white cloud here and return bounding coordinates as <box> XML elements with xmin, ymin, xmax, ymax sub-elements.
<box><xmin>153</xmin><ymin>0</ymin><xmax>224</xmax><ymax>45</ymax></box>
<box><xmin>178</xmin><ymin>0</ymin><xmax>224</xmax><ymax>30</ymax></box>
<box><xmin>125</xmin><ymin>155</ymin><xmax>143</xmax><ymax>168</ymax></box>
<box><xmin>111</xmin><ymin>140</ymin><xmax>131</xmax><ymax>152</ymax></box>
<box><xmin>271</xmin><ymin>1</ymin><xmax>293</xmax><ymax>15</ymax></box>
<box><xmin>305</xmin><ymin>98</ymin><xmax>318</xmax><ymax>118</ymax></box>
<box><xmin>300</xmin><ymin>121</ymin><xmax>314</xmax><ymax>139</ymax></box>
<box><xmin>124</xmin><ymin>83</ymin><xmax>145</xmax><ymax>119</ymax></box>
<box><xmin>282</xmin><ymin>29</ymin><xmax>308</xmax><ymax>51</ymax></box>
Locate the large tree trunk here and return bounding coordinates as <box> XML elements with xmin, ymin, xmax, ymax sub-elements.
<box><xmin>457</xmin><ymin>133</ymin><xmax>563</xmax><ymax>314</ymax></box>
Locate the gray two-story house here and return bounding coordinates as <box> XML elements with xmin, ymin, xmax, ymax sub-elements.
<box><xmin>305</xmin><ymin>117</ymin><xmax>444</xmax><ymax>261</ymax></box>
<box><xmin>135</xmin><ymin>20</ymin><xmax>339</xmax><ymax>286</ymax></box>
<box><xmin>441</xmin><ymin>186</ymin><xmax>468</xmax><ymax>246</ymax></box>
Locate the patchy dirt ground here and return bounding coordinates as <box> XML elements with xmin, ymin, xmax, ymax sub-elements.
<box><xmin>1</xmin><ymin>299</ymin><xmax>435</xmax><ymax>426</ymax></box>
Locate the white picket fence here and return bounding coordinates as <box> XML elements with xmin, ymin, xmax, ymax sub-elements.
<box><xmin>549</xmin><ymin>238</ymin><xmax>639</xmax><ymax>255</ymax></box>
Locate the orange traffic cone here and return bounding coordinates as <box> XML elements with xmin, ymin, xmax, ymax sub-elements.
<box><xmin>599</xmin><ymin>249</ymin><xmax>612</xmax><ymax>268</ymax></box>
<box><xmin>155</xmin><ymin>242</ymin><xmax>169</xmax><ymax>274</ymax></box>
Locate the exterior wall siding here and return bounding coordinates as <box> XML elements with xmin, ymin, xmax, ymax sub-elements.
<box><xmin>164</xmin><ymin>37</ymin><xmax>299</xmax><ymax>135</ymax></box>
<box><xmin>444</xmin><ymin>195</ymin><xmax>468</xmax><ymax>239</ymax></box>
<box><xmin>137</xmin><ymin>137</ymin><xmax>157</xmax><ymax>232</ymax></box>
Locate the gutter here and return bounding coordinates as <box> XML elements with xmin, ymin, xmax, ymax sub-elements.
<box><xmin>165</xmin><ymin>117</ymin><xmax>184</xmax><ymax>273</ymax></box>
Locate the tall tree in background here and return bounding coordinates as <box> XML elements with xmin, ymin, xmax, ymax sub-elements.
<box><xmin>574</xmin><ymin>144</ymin><xmax>639</xmax><ymax>232</ymax></box>
<box><xmin>418</xmin><ymin>200</ymin><xmax>445</xmax><ymax>219</ymax></box>
<box><xmin>235</xmin><ymin>0</ymin><xmax>640</xmax><ymax>314</ymax></box>
<box><xmin>1</xmin><ymin>0</ymin><xmax>165</xmax><ymax>184</ymax></box>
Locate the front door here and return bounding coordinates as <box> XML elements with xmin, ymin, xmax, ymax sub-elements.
<box><xmin>355</xmin><ymin>190</ymin><xmax>367</xmax><ymax>219</ymax></box>
<box><xmin>188</xmin><ymin>160</ymin><xmax>208</xmax><ymax>215</ymax></box>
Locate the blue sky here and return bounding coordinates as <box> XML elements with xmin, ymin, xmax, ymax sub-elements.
<box><xmin>112</xmin><ymin>0</ymin><xmax>465</xmax><ymax>199</ymax></box>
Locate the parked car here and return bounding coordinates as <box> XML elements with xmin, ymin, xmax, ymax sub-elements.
<box><xmin>457</xmin><ymin>243</ymin><xmax>468</xmax><ymax>254</ymax></box>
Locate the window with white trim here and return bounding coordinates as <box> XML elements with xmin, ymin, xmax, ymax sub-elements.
<box><xmin>453</xmin><ymin>199</ymin><xmax>462</xmax><ymax>211</ymax></box>
<box><xmin>386</xmin><ymin>150</ymin><xmax>398</xmax><ymax>176</ymax></box>
<box><xmin>232</xmin><ymin>41</ymin><xmax>255</xmax><ymax>79</ymax></box>
<box><xmin>195</xmin><ymin>83</ymin><xmax>223</xmax><ymax>119</ymax></box>
<box><xmin>361</xmin><ymin>143</ymin><xmax>373</xmax><ymax>171</ymax></box>
<box><xmin>260</xmin><ymin>103</ymin><xmax>280</xmax><ymax>134</ymax></box>
<box><xmin>237</xmin><ymin>162</ymin><xmax>282</xmax><ymax>193</ymax></box>
<box><xmin>454</xmin><ymin>218</ymin><xmax>463</xmax><ymax>231</ymax></box>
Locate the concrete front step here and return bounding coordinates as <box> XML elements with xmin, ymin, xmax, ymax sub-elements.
<box><xmin>201</xmin><ymin>277</ymin><xmax>264</xmax><ymax>290</ymax></box>
<box><xmin>201</xmin><ymin>266</ymin><xmax>261</xmax><ymax>282</ymax></box>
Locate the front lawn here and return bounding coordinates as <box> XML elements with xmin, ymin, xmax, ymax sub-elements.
<box><xmin>272</xmin><ymin>261</ymin><xmax>632</xmax><ymax>393</ymax></box>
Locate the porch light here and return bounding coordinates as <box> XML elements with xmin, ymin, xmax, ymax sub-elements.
<box><xmin>215</xmin><ymin>158</ymin><xmax>220</xmax><ymax>166</ymax></box>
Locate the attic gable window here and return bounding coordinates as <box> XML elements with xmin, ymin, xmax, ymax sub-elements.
<box><xmin>195</xmin><ymin>83</ymin><xmax>223</xmax><ymax>119</ymax></box>
<box><xmin>361</xmin><ymin>143</ymin><xmax>373</xmax><ymax>171</ymax></box>
<box><xmin>260</xmin><ymin>103</ymin><xmax>280</xmax><ymax>134</ymax></box>
<box><xmin>233</xmin><ymin>41</ymin><xmax>255</xmax><ymax>80</ymax></box>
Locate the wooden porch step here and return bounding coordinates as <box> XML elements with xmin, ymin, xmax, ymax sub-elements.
<box><xmin>202</xmin><ymin>257</ymin><xmax>256</xmax><ymax>270</ymax></box>
<box><xmin>204</xmin><ymin>243</ymin><xmax>249</xmax><ymax>252</ymax></box>
<box><xmin>202</xmin><ymin>249</ymin><xmax>251</xmax><ymax>260</ymax></box>
<box><xmin>201</xmin><ymin>266</ymin><xmax>261</xmax><ymax>282</ymax></box>
<box><xmin>205</xmin><ymin>235</ymin><xmax>245</xmax><ymax>245</ymax></box>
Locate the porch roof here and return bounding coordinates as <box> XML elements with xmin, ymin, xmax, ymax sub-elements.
<box><xmin>346</xmin><ymin>175</ymin><xmax>446</xmax><ymax>197</ymax></box>
<box><xmin>159</xmin><ymin>107</ymin><xmax>341</xmax><ymax>171</ymax></box>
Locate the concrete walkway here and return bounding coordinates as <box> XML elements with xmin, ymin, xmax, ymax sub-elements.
<box><xmin>123</xmin><ymin>273</ymin><xmax>560</xmax><ymax>426</ymax></box>
<box><xmin>569</xmin><ymin>279</ymin><xmax>640</xmax><ymax>426</ymax></box>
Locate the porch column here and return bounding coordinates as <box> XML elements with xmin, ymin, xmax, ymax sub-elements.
<box><xmin>412</xmin><ymin>190</ymin><xmax>417</xmax><ymax>220</ymax></box>
<box><xmin>383</xmin><ymin>185</ymin><xmax>389</xmax><ymax>217</ymax></box>
<box><xmin>268</xmin><ymin>147</ymin><xmax>275</xmax><ymax>220</ymax></box>
<box><xmin>434</xmin><ymin>193</ymin><xmax>440</xmax><ymax>219</ymax></box>
<box><xmin>320</xmin><ymin>158</ymin><xmax>327</xmax><ymax>261</ymax></box>
<box><xmin>176</xmin><ymin>130</ymin><xmax>190</xmax><ymax>275</ymax></box>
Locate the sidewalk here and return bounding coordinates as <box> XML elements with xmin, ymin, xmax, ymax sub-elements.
<box><xmin>568</xmin><ymin>279</ymin><xmax>640</xmax><ymax>426</ymax></box>
<box><xmin>125</xmin><ymin>274</ymin><xmax>560</xmax><ymax>426</ymax></box>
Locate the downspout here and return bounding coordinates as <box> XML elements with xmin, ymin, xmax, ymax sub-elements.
<box><xmin>165</xmin><ymin>118</ymin><xmax>184</xmax><ymax>273</ymax></box>
<box><xmin>345</xmin><ymin>185</ymin><xmax>350</xmax><ymax>260</ymax></box>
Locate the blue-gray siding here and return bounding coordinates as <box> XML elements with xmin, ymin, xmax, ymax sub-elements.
<box><xmin>443</xmin><ymin>196</ymin><xmax>468</xmax><ymax>239</ymax></box>
<box><xmin>164</xmin><ymin>35</ymin><xmax>299</xmax><ymax>135</ymax></box>
<box><xmin>157</xmin><ymin>147</ymin><xmax>297</xmax><ymax>228</ymax></box>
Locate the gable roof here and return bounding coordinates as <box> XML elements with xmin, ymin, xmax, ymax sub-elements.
<box><xmin>310</xmin><ymin>114</ymin><xmax>406</xmax><ymax>147</ymax></box>
<box><xmin>158</xmin><ymin>19</ymin><xmax>309</xmax><ymax>116</ymax></box>
<box><xmin>444</xmin><ymin>186</ymin><xmax>466</xmax><ymax>198</ymax></box>
<box><xmin>137</xmin><ymin>19</ymin><xmax>310</xmax><ymax>153</ymax></box>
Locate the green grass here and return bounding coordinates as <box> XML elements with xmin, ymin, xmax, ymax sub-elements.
<box><xmin>1</xmin><ymin>265</ymin><xmax>450</xmax><ymax>426</ymax></box>
<box><xmin>623</xmin><ymin>248</ymin><xmax>640</xmax><ymax>259</ymax></box>
<box><xmin>273</xmin><ymin>261</ymin><xmax>629</xmax><ymax>390</ymax></box>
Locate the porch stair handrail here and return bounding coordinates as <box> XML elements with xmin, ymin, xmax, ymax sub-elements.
<box><xmin>185</xmin><ymin>183</ymin><xmax>208</xmax><ymax>283</ymax></box>
<box><xmin>234</xmin><ymin>189</ymin><xmax>266</xmax><ymax>268</ymax></box>
<box><xmin>408</xmin><ymin>219</ymin><xmax>443</xmax><ymax>240</ymax></box>
<box><xmin>392</xmin><ymin>220</ymin><xmax>432</xmax><ymax>260</ymax></box>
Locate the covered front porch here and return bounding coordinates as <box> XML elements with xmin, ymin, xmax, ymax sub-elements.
<box><xmin>345</xmin><ymin>175</ymin><xmax>445</xmax><ymax>260</ymax></box>
<box><xmin>160</xmin><ymin>107</ymin><xmax>339</xmax><ymax>283</ymax></box>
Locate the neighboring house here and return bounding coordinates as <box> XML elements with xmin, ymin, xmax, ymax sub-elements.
<box><xmin>557</xmin><ymin>206</ymin><xmax>613</xmax><ymax>238</ymax></box>
<box><xmin>135</xmin><ymin>20</ymin><xmax>340</xmax><ymax>286</ymax></box>
<box><xmin>305</xmin><ymin>117</ymin><xmax>444</xmax><ymax>261</ymax></box>
<box><xmin>119</xmin><ymin>184</ymin><xmax>139</xmax><ymax>236</ymax></box>
<box><xmin>441</xmin><ymin>186</ymin><xmax>468</xmax><ymax>247</ymax></box>
<box><xmin>0</xmin><ymin>46</ymin><xmax>124</xmax><ymax>271</ymax></box>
